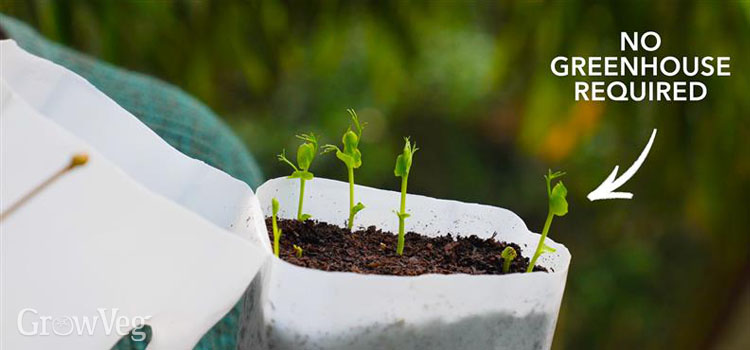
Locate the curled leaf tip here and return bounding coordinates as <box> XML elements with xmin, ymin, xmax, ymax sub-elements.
<box><xmin>501</xmin><ymin>246</ymin><xmax>517</xmax><ymax>273</ymax></box>
<box><xmin>501</xmin><ymin>246</ymin><xmax>517</xmax><ymax>260</ymax></box>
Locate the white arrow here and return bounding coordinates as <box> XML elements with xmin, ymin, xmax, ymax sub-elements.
<box><xmin>587</xmin><ymin>128</ymin><xmax>657</xmax><ymax>201</ymax></box>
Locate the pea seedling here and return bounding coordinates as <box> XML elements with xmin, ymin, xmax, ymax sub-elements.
<box><xmin>293</xmin><ymin>244</ymin><xmax>303</xmax><ymax>258</ymax></box>
<box><xmin>322</xmin><ymin>109</ymin><xmax>366</xmax><ymax>230</ymax></box>
<box><xmin>278</xmin><ymin>133</ymin><xmax>319</xmax><ymax>221</ymax></box>
<box><xmin>271</xmin><ymin>198</ymin><xmax>282</xmax><ymax>257</ymax></box>
<box><xmin>526</xmin><ymin>170</ymin><xmax>567</xmax><ymax>272</ymax></box>
<box><xmin>500</xmin><ymin>246</ymin><xmax>517</xmax><ymax>273</ymax></box>
<box><xmin>394</xmin><ymin>138</ymin><xmax>418</xmax><ymax>255</ymax></box>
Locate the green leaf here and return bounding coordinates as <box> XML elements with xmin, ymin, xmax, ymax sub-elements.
<box><xmin>544</xmin><ymin>169</ymin><xmax>566</xmax><ymax>196</ymax></box>
<box><xmin>272</xmin><ymin>198</ymin><xmax>279</xmax><ymax>215</ymax></box>
<box><xmin>541</xmin><ymin>243</ymin><xmax>557</xmax><ymax>254</ymax></box>
<box><xmin>297</xmin><ymin>142</ymin><xmax>316</xmax><ymax>170</ymax></box>
<box><xmin>394</xmin><ymin>138</ymin><xmax>418</xmax><ymax>177</ymax></box>
<box><xmin>351</xmin><ymin>149</ymin><xmax>362</xmax><ymax>168</ymax></box>
<box><xmin>326</xmin><ymin>110</ymin><xmax>365</xmax><ymax>169</ymax></box>
<box><xmin>549</xmin><ymin>181</ymin><xmax>568</xmax><ymax>216</ymax></box>
<box><xmin>394</xmin><ymin>153</ymin><xmax>408</xmax><ymax>177</ymax></box>
<box><xmin>342</xmin><ymin>130</ymin><xmax>359</xmax><ymax>152</ymax></box>
<box><xmin>300</xmin><ymin>214</ymin><xmax>311</xmax><ymax>221</ymax></box>
<box><xmin>352</xmin><ymin>202</ymin><xmax>365</xmax><ymax>216</ymax></box>
<box><xmin>291</xmin><ymin>170</ymin><xmax>313</xmax><ymax>181</ymax></box>
<box><xmin>280</xmin><ymin>133</ymin><xmax>318</xmax><ymax>177</ymax></box>
<box><xmin>394</xmin><ymin>210</ymin><xmax>411</xmax><ymax>220</ymax></box>
<box><xmin>335</xmin><ymin>149</ymin><xmax>357</xmax><ymax>168</ymax></box>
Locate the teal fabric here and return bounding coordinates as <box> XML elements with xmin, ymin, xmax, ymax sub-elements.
<box><xmin>1</xmin><ymin>13</ymin><xmax>262</xmax><ymax>350</ymax></box>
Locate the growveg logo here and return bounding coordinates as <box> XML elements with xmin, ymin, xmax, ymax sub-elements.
<box><xmin>551</xmin><ymin>31</ymin><xmax>731</xmax><ymax>101</ymax></box>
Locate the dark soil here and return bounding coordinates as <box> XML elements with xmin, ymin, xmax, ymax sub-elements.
<box><xmin>267</xmin><ymin>218</ymin><xmax>547</xmax><ymax>276</ymax></box>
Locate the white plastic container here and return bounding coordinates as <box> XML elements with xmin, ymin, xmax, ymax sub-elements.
<box><xmin>238</xmin><ymin>177</ymin><xmax>571</xmax><ymax>350</ymax></box>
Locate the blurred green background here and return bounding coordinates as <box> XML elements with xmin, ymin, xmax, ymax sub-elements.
<box><xmin>2</xmin><ymin>1</ymin><xmax>749</xmax><ymax>349</ymax></box>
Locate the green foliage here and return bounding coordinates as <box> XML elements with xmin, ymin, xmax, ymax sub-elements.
<box><xmin>500</xmin><ymin>246</ymin><xmax>517</xmax><ymax>273</ymax></box>
<box><xmin>271</xmin><ymin>198</ymin><xmax>282</xmax><ymax>257</ymax></box>
<box><xmin>547</xmin><ymin>170</ymin><xmax>568</xmax><ymax>217</ymax></box>
<box><xmin>323</xmin><ymin>109</ymin><xmax>366</xmax><ymax>229</ymax></box>
<box><xmin>278</xmin><ymin>133</ymin><xmax>318</xmax><ymax>221</ymax></box>
<box><xmin>394</xmin><ymin>138</ymin><xmax>418</xmax><ymax>255</ymax></box>
<box><xmin>527</xmin><ymin>170</ymin><xmax>568</xmax><ymax>272</ymax></box>
<box><xmin>293</xmin><ymin>244</ymin><xmax>303</xmax><ymax>258</ymax></box>
<box><xmin>394</xmin><ymin>137</ymin><xmax>417</xmax><ymax>177</ymax></box>
<box><xmin>323</xmin><ymin>109</ymin><xmax>365</xmax><ymax>169</ymax></box>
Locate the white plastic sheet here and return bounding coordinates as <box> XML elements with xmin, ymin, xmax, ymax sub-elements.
<box><xmin>0</xmin><ymin>65</ymin><xmax>267</xmax><ymax>348</ymax></box>
<box><xmin>239</xmin><ymin>177</ymin><xmax>571</xmax><ymax>350</ymax></box>
<box><xmin>0</xmin><ymin>40</ymin><xmax>265</xmax><ymax>244</ymax></box>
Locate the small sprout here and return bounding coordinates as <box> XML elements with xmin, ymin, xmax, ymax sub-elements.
<box><xmin>526</xmin><ymin>170</ymin><xmax>568</xmax><ymax>272</ymax></box>
<box><xmin>500</xmin><ymin>246</ymin><xmax>517</xmax><ymax>273</ymax></box>
<box><xmin>322</xmin><ymin>109</ymin><xmax>366</xmax><ymax>230</ymax></box>
<box><xmin>393</xmin><ymin>138</ymin><xmax>418</xmax><ymax>255</ymax></box>
<box><xmin>1</xmin><ymin>152</ymin><xmax>89</xmax><ymax>222</ymax></box>
<box><xmin>293</xmin><ymin>244</ymin><xmax>303</xmax><ymax>258</ymax></box>
<box><xmin>278</xmin><ymin>133</ymin><xmax>319</xmax><ymax>221</ymax></box>
<box><xmin>271</xmin><ymin>198</ymin><xmax>282</xmax><ymax>257</ymax></box>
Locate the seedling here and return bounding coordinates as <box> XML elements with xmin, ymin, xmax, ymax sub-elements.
<box><xmin>0</xmin><ymin>152</ymin><xmax>89</xmax><ymax>222</ymax></box>
<box><xmin>271</xmin><ymin>198</ymin><xmax>282</xmax><ymax>257</ymax></box>
<box><xmin>526</xmin><ymin>170</ymin><xmax>568</xmax><ymax>272</ymax></box>
<box><xmin>394</xmin><ymin>138</ymin><xmax>418</xmax><ymax>255</ymax></box>
<box><xmin>278</xmin><ymin>133</ymin><xmax>319</xmax><ymax>221</ymax></box>
<box><xmin>322</xmin><ymin>109</ymin><xmax>366</xmax><ymax>230</ymax></box>
<box><xmin>293</xmin><ymin>244</ymin><xmax>303</xmax><ymax>258</ymax></box>
<box><xmin>500</xmin><ymin>246</ymin><xmax>517</xmax><ymax>273</ymax></box>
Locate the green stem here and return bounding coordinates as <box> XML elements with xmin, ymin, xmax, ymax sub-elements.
<box><xmin>347</xmin><ymin>166</ymin><xmax>355</xmax><ymax>230</ymax></box>
<box><xmin>527</xmin><ymin>211</ymin><xmax>554</xmax><ymax>272</ymax></box>
<box><xmin>396</xmin><ymin>175</ymin><xmax>408</xmax><ymax>255</ymax></box>
<box><xmin>272</xmin><ymin>212</ymin><xmax>280</xmax><ymax>257</ymax></box>
<box><xmin>297</xmin><ymin>178</ymin><xmax>306</xmax><ymax>221</ymax></box>
<box><xmin>503</xmin><ymin>256</ymin><xmax>512</xmax><ymax>273</ymax></box>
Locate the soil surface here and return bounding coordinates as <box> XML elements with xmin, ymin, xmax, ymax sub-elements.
<box><xmin>267</xmin><ymin>218</ymin><xmax>547</xmax><ymax>276</ymax></box>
